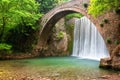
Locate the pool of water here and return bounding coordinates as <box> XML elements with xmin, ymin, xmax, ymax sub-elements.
<box><xmin>0</xmin><ymin>57</ymin><xmax>119</xmax><ymax>80</ymax></box>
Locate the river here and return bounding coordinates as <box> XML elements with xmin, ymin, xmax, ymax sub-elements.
<box><xmin>0</xmin><ymin>57</ymin><xmax>119</xmax><ymax>80</ymax></box>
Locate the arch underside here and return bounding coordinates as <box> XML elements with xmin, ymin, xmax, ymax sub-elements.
<box><xmin>37</xmin><ymin>0</ymin><xmax>95</xmax><ymax>49</ymax></box>
<box><xmin>41</xmin><ymin>11</ymin><xmax>77</xmax><ymax>43</ymax></box>
<box><xmin>39</xmin><ymin>9</ymin><xmax>88</xmax><ymax>47</ymax></box>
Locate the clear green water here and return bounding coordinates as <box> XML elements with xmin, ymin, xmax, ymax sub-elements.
<box><xmin>0</xmin><ymin>57</ymin><xmax>118</xmax><ymax>80</ymax></box>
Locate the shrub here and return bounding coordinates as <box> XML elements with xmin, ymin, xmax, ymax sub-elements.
<box><xmin>6</xmin><ymin>24</ymin><xmax>38</xmax><ymax>52</ymax></box>
<box><xmin>56</xmin><ymin>31</ymin><xmax>64</xmax><ymax>40</ymax></box>
<box><xmin>100</xmin><ymin>23</ymin><xmax>104</xmax><ymax>27</ymax></box>
<box><xmin>0</xmin><ymin>43</ymin><xmax>12</xmax><ymax>54</ymax></box>
<box><xmin>114</xmin><ymin>40</ymin><xmax>120</xmax><ymax>45</ymax></box>
<box><xmin>103</xmin><ymin>18</ymin><xmax>109</xmax><ymax>23</ymax></box>
<box><xmin>114</xmin><ymin>8</ymin><xmax>120</xmax><ymax>14</ymax></box>
<box><xmin>83</xmin><ymin>3</ymin><xmax>88</xmax><ymax>8</ymax></box>
<box><xmin>106</xmin><ymin>38</ymin><xmax>111</xmax><ymax>44</ymax></box>
<box><xmin>88</xmin><ymin>0</ymin><xmax>119</xmax><ymax>17</ymax></box>
<box><xmin>65</xmin><ymin>13</ymin><xmax>83</xmax><ymax>20</ymax></box>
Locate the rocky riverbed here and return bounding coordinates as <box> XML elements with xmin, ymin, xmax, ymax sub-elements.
<box><xmin>0</xmin><ymin>57</ymin><xmax>120</xmax><ymax>80</ymax></box>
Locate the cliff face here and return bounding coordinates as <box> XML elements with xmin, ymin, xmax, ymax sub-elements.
<box><xmin>40</xmin><ymin>18</ymin><xmax>69</xmax><ymax>57</ymax></box>
<box><xmin>39</xmin><ymin>18</ymin><xmax>78</xmax><ymax>57</ymax></box>
<box><xmin>96</xmin><ymin>12</ymin><xmax>120</xmax><ymax>70</ymax></box>
<box><xmin>100</xmin><ymin>44</ymin><xmax>120</xmax><ymax>70</ymax></box>
<box><xmin>111</xmin><ymin>44</ymin><xmax>120</xmax><ymax>70</ymax></box>
<box><xmin>89</xmin><ymin>12</ymin><xmax>120</xmax><ymax>55</ymax></box>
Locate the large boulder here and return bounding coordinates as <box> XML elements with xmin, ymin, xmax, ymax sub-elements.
<box><xmin>100</xmin><ymin>44</ymin><xmax>120</xmax><ymax>70</ymax></box>
<box><xmin>111</xmin><ymin>44</ymin><xmax>120</xmax><ymax>70</ymax></box>
<box><xmin>100</xmin><ymin>58</ymin><xmax>112</xmax><ymax>69</ymax></box>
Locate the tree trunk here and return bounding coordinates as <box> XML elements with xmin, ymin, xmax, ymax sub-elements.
<box><xmin>0</xmin><ymin>17</ymin><xmax>6</xmax><ymax>42</ymax></box>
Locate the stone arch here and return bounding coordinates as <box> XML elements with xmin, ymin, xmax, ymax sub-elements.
<box><xmin>36</xmin><ymin>0</ymin><xmax>120</xmax><ymax>57</ymax></box>
<box><xmin>40</xmin><ymin>10</ymin><xmax>85</xmax><ymax>46</ymax></box>
<box><xmin>37</xmin><ymin>0</ymin><xmax>91</xmax><ymax>48</ymax></box>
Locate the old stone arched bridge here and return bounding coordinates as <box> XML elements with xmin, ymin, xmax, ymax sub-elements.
<box><xmin>36</xmin><ymin>0</ymin><xmax>90</xmax><ymax>49</ymax></box>
<box><xmin>35</xmin><ymin>0</ymin><xmax>120</xmax><ymax>58</ymax></box>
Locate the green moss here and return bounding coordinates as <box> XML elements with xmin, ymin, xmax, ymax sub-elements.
<box><xmin>103</xmin><ymin>18</ymin><xmax>109</xmax><ymax>24</ymax></box>
<box><xmin>68</xmin><ymin>38</ymin><xmax>73</xmax><ymax>54</ymax></box>
<box><xmin>56</xmin><ymin>31</ymin><xmax>64</xmax><ymax>40</ymax></box>
<box><xmin>65</xmin><ymin>13</ymin><xmax>83</xmax><ymax>20</ymax></box>
<box><xmin>106</xmin><ymin>38</ymin><xmax>111</xmax><ymax>44</ymax></box>
<box><xmin>0</xmin><ymin>43</ymin><xmax>12</xmax><ymax>54</ymax></box>
<box><xmin>100</xmin><ymin>23</ymin><xmax>104</xmax><ymax>27</ymax></box>
<box><xmin>65</xmin><ymin>24</ymin><xmax>74</xmax><ymax>33</ymax></box>
<box><xmin>114</xmin><ymin>40</ymin><xmax>120</xmax><ymax>45</ymax></box>
<box><xmin>114</xmin><ymin>8</ymin><xmax>120</xmax><ymax>14</ymax></box>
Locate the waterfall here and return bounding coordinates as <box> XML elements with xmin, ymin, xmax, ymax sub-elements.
<box><xmin>72</xmin><ymin>16</ymin><xmax>110</xmax><ymax>60</ymax></box>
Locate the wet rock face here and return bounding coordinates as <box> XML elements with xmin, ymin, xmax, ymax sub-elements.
<box><xmin>112</xmin><ymin>44</ymin><xmax>120</xmax><ymax>57</ymax></box>
<box><xmin>96</xmin><ymin>11</ymin><xmax>120</xmax><ymax>70</ymax></box>
<box><xmin>56</xmin><ymin>32</ymin><xmax>68</xmax><ymax>52</ymax></box>
<box><xmin>41</xmin><ymin>18</ymin><xmax>69</xmax><ymax>57</ymax></box>
<box><xmin>112</xmin><ymin>56</ymin><xmax>120</xmax><ymax>70</ymax></box>
<box><xmin>111</xmin><ymin>44</ymin><xmax>120</xmax><ymax>70</ymax></box>
<box><xmin>100</xmin><ymin>44</ymin><xmax>120</xmax><ymax>70</ymax></box>
<box><xmin>100</xmin><ymin>58</ymin><xmax>112</xmax><ymax>69</ymax></box>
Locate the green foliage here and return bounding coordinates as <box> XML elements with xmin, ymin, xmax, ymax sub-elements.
<box><xmin>66</xmin><ymin>24</ymin><xmax>74</xmax><ymax>32</ymax></box>
<box><xmin>114</xmin><ymin>40</ymin><xmax>120</xmax><ymax>45</ymax></box>
<box><xmin>64</xmin><ymin>13</ymin><xmax>82</xmax><ymax>53</ymax></box>
<box><xmin>106</xmin><ymin>37</ymin><xmax>111</xmax><ymax>44</ymax></box>
<box><xmin>65</xmin><ymin>13</ymin><xmax>83</xmax><ymax>20</ymax></box>
<box><xmin>114</xmin><ymin>8</ymin><xmax>120</xmax><ymax>14</ymax></box>
<box><xmin>6</xmin><ymin>24</ymin><xmax>38</xmax><ymax>52</ymax></box>
<box><xmin>103</xmin><ymin>18</ymin><xmax>109</xmax><ymax>24</ymax></box>
<box><xmin>100</xmin><ymin>18</ymin><xmax>109</xmax><ymax>27</ymax></box>
<box><xmin>65</xmin><ymin>22</ymin><xmax>74</xmax><ymax>54</ymax></box>
<box><xmin>0</xmin><ymin>0</ymin><xmax>42</xmax><ymax>43</ymax></box>
<box><xmin>88</xmin><ymin>0</ymin><xmax>120</xmax><ymax>17</ymax></box>
<box><xmin>36</xmin><ymin>0</ymin><xmax>69</xmax><ymax>14</ymax></box>
<box><xmin>68</xmin><ymin>36</ymin><xmax>73</xmax><ymax>54</ymax></box>
<box><xmin>0</xmin><ymin>43</ymin><xmax>12</xmax><ymax>50</ymax></box>
<box><xmin>100</xmin><ymin>23</ymin><xmax>104</xmax><ymax>27</ymax></box>
<box><xmin>0</xmin><ymin>43</ymin><xmax>12</xmax><ymax>54</ymax></box>
<box><xmin>0</xmin><ymin>0</ymin><xmax>42</xmax><ymax>52</ymax></box>
<box><xmin>56</xmin><ymin>31</ymin><xmax>64</xmax><ymax>40</ymax></box>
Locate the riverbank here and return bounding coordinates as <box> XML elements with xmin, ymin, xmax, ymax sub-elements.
<box><xmin>0</xmin><ymin>75</ymin><xmax>120</xmax><ymax>80</ymax></box>
<box><xmin>0</xmin><ymin>73</ymin><xmax>120</xmax><ymax>80</ymax></box>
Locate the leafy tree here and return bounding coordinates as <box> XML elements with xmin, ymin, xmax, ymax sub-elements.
<box><xmin>36</xmin><ymin>0</ymin><xmax>70</xmax><ymax>14</ymax></box>
<box><xmin>0</xmin><ymin>0</ymin><xmax>42</xmax><ymax>52</ymax></box>
<box><xmin>0</xmin><ymin>43</ymin><xmax>12</xmax><ymax>54</ymax></box>
<box><xmin>65</xmin><ymin>13</ymin><xmax>83</xmax><ymax>20</ymax></box>
<box><xmin>0</xmin><ymin>0</ymin><xmax>42</xmax><ymax>42</ymax></box>
<box><xmin>88</xmin><ymin>0</ymin><xmax>120</xmax><ymax>17</ymax></box>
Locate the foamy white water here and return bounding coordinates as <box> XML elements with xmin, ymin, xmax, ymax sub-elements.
<box><xmin>72</xmin><ymin>16</ymin><xmax>110</xmax><ymax>60</ymax></box>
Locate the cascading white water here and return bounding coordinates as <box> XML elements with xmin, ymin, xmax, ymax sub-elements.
<box><xmin>72</xmin><ymin>16</ymin><xmax>110</xmax><ymax>60</ymax></box>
